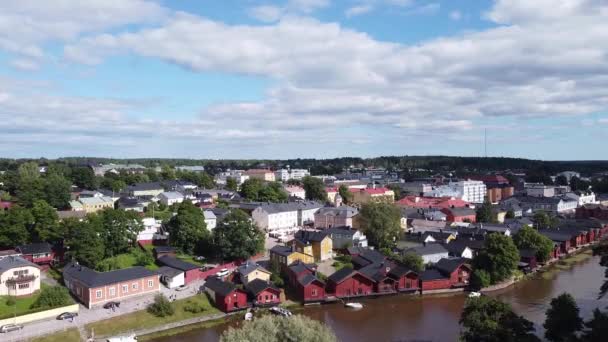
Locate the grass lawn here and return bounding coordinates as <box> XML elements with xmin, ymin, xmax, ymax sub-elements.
<box><xmin>99</xmin><ymin>250</ymin><xmax>159</xmax><ymax>271</ymax></box>
<box><xmin>0</xmin><ymin>283</ymin><xmax>54</xmax><ymax>319</ymax></box>
<box><xmin>176</xmin><ymin>254</ymin><xmax>205</xmax><ymax>267</ymax></box>
<box><xmin>85</xmin><ymin>295</ymin><xmax>220</xmax><ymax>337</ymax></box>
<box><xmin>30</xmin><ymin>328</ymin><xmax>81</xmax><ymax>342</ymax></box>
<box><xmin>138</xmin><ymin>316</ymin><xmax>228</xmax><ymax>341</ymax></box>
<box><xmin>47</xmin><ymin>267</ymin><xmax>63</xmax><ymax>283</ymax></box>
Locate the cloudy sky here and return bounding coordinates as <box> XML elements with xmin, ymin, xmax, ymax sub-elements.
<box><xmin>1</xmin><ymin>0</ymin><xmax>607</xmax><ymax>160</ymax></box>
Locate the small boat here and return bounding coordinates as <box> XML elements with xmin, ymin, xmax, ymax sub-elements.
<box><xmin>345</xmin><ymin>302</ymin><xmax>363</xmax><ymax>309</ymax></box>
<box><xmin>106</xmin><ymin>334</ymin><xmax>138</xmax><ymax>342</ymax></box>
<box><xmin>269</xmin><ymin>306</ymin><xmax>292</xmax><ymax>317</ymax></box>
<box><xmin>244</xmin><ymin>312</ymin><xmax>253</xmax><ymax>321</ymax></box>
<box><xmin>468</xmin><ymin>292</ymin><xmax>481</xmax><ymax>298</ymax></box>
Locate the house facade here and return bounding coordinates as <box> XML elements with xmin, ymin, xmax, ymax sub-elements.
<box><xmin>159</xmin><ymin>191</ymin><xmax>185</xmax><ymax>206</ymax></box>
<box><xmin>245</xmin><ymin>279</ymin><xmax>281</xmax><ymax>306</ymax></box>
<box><xmin>291</xmin><ymin>230</ymin><xmax>333</xmax><ymax>262</ymax></box>
<box><xmin>204</xmin><ymin>277</ymin><xmax>248</xmax><ymax>312</ymax></box>
<box><xmin>16</xmin><ymin>243</ymin><xmax>55</xmax><ymax>266</ymax></box>
<box><xmin>157</xmin><ymin>256</ymin><xmax>206</xmax><ymax>284</ymax></box>
<box><xmin>237</xmin><ymin>262</ymin><xmax>272</xmax><ymax>285</ymax></box>
<box><xmin>72</xmin><ymin>196</ymin><xmax>114</xmax><ymax>213</ymax></box>
<box><xmin>63</xmin><ymin>263</ymin><xmax>160</xmax><ymax>308</ymax></box>
<box><xmin>314</xmin><ymin>206</ymin><xmax>359</xmax><ymax>229</ymax></box>
<box><xmin>325</xmin><ymin>268</ymin><xmax>375</xmax><ymax>298</ymax></box>
<box><xmin>0</xmin><ymin>256</ymin><xmax>41</xmax><ymax>296</ymax></box>
<box><xmin>244</xmin><ymin>169</ymin><xmax>275</xmax><ymax>182</ymax></box>
<box><xmin>349</xmin><ymin>188</ymin><xmax>395</xmax><ymax>204</ymax></box>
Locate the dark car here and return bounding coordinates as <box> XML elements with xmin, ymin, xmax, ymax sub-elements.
<box><xmin>103</xmin><ymin>301</ymin><xmax>121</xmax><ymax>309</ymax></box>
<box><xmin>57</xmin><ymin>312</ymin><xmax>78</xmax><ymax>320</ymax></box>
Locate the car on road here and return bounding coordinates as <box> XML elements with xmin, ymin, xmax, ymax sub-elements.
<box><xmin>103</xmin><ymin>301</ymin><xmax>121</xmax><ymax>309</ymax></box>
<box><xmin>0</xmin><ymin>324</ymin><xmax>24</xmax><ymax>333</ymax></box>
<box><xmin>215</xmin><ymin>268</ymin><xmax>230</xmax><ymax>277</ymax></box>
<box><xmin>175</xmin><ymin>284</ymin><xmax>189</xmax><ymax>291</ymax></box>
<box><xmin>57</xmin><ymin>312</ymin><xmax>78</xmax><ymax>320</ymax></box>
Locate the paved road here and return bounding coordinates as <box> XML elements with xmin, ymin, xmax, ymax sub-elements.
<box><xmin>5</xmin><ymin>278</ymin><xmax>210</xmax><ymax>342</ymax></box>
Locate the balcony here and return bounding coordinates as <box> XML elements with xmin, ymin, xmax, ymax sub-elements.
<box><xmin>5</xmin><ymin>274</ymin><xmax>38</xmax><ymax>284</ymax></box>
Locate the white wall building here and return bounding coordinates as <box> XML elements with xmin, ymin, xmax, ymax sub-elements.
<box><xmin>159</xmin><ymin>191</ymin><xmax>184</xmax><ymax>206</ymax></box>
<box><xmin>275</xmin><ymin>169</ymin><xmax>310</xmax><ymax>182</ymax></box>
<box><xmin>284</xmin><ymin>185</ymin><xmax>306</xmax><ymax>199</ymax></box>
<box><xmin>565</xmin><ymin>191</ymin><xmax>597</xmax><ymax>206</ymax></box>
<box><xmin>214</xmin><ymin>170</ymin><xmax>249</xmax><ymax>186</ymax></box>
<box><xmin>138</xmin><ymin>218</ymin><xmax>161</xmax><ymax>243</ymax></box>
<box><xmin>203</xmin><ymin>210</ymin><xmax>217</xmax><ymax>230</ymax></box>
<box><xmin>249</xmin><ymin>202</ymin><xmax>323</xmax><ymax>232</ymax></box>
<box><xmin>424</xmin><ymin>180</ymin><xmax>486</xmax><ymax>203</ymax></box>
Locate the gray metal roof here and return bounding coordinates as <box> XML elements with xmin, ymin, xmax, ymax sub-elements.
<box><xmin>0</xmin><ymin>256</ymin><xmax>39</xmax><ymax>273</ymax></box>
<box><xmin>63</xmin><ymin>262</ymin><xmax>158</xmax><ymax>288</ymax></box>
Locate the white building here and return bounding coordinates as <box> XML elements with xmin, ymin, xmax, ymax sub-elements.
<box><xmin>203</xmin><ymin>210</ymin><xmax>217</xmax><ymax>230</ymax></box>
<box><xmin>175</xmin><ymin>166</ymin><xmax>205</xmax><ymax>173</ymax></box>
<box><xmin>565</xmin><ymin>191</ymin><xmax>597</xmax><ymax>206</ymax></box>
<box><xmin>275</xmin><ymin>169</ymin><xmax>310</xmax><ymax>182</ymax></box>
<box><xmin>159</xmin><ymin>191</ymin><xmax>184</xmax><ymax>206</ymax></box>
<box><xmin>424</xmin><ymin>180</ymin><xmax>486</xmax><ymax>203</ymax></box>
<box><xmin>249</xmin><ymin>201</ymin><xmax>323</xmax><ymax>232</ymax></box>
<box><xmin>214</xmin><ymin>170</ymin><xmax>249</xmax><ymax>186</ymax></box>
<box><xmin>138</xmin><ymin>218</ymin><xmax>161</xmax><ymax>243</ymax></box>
<box><xmin>0</xmin><ymin>256</ymin><xmax>41</xmax><ymax>296</ymax></box>
<box><xmin>556</xmin><ymin>171</ymin><xmax>581</xmax><ymax>182</ymax></box>
<box><xmin>284</xmin><ymin>185</ymin><xmax>306</xmax><ymax>199</ymax></box>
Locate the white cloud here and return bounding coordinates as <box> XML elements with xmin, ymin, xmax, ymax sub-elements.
<box><xmin>10</xmin><ymin>59</ymin><xmax>40</xmax><ymax>71</ymax></box>
<box><xmin>287</xmin><ymin>0</ymin><xmax>330</xmax><ymax>13</ymax></box>
<box><xmin>346</xmin><ymin>5</ymin><xmax>373</xmax><ymax>18</ymax></box>
<box><xmin>249</xmin><ymin>5</ymin><xmax>284</xmax><ymax>23</ymax></box>
<box><xmin>486</xmin><ymin>0</ymin><xmax>604</xmax><ymax>24</ymax></box>
<box><xmin>449</xmin><ymin>10</ymin><xmax>462</xmax><ymax>21</ymax></box>
<box><xmin>403</xmin><ymin>3</ymin><xmax>440</xmax><ymax>16</ymax></box>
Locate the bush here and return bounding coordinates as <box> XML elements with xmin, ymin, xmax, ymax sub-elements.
<box><xmin>470</xmin><ymin>269</ymin><xmax>492</xmax><ymax>290</ymax></box>
<box><xmin>183</xmin><ymin>300</ymin><xmax>207</xmax><ymax>314</ymax></box>
<box><xmin>5</xmin><ymin>297</ymin><xmax>16</xmax><ymax>306</ymax></box>
<box><xmin>221</xmin><ymin>314</ymin><xmax>337</xmax><ymax>342</ymax></box>
<box><xmin>31</xmin><ymin>286</ymin><xmax>72</xmax><ymax>309</ymax></box>
<box><xmin>133</xmin><ymin>248</ymin><xmax>154</xmax><ymax>267</ymax></box>
<box><xmin>147</xmin><ymin>294</ymin><xmax>174</xmax><ymax>317</ymax></box>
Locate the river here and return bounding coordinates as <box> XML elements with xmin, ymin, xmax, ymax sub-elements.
<box><xmin>152</xmin><ymin>254</ymin><xmax>607</xmax><ymax>342</ymax></box>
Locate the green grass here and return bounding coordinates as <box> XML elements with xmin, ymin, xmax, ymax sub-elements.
<box><xmin>47</xmin><ymin>267</ymin><xmax>63</xmax><ymax>283</ymax></box>
<box><xmin>0</xmin><ymin>283</ymin><xmax>55</xmax><ymax>318</ymax></box>
<box><xmin>98</xmin><ymin>249</ymin><xmax>159</xmax><ymax>271</ymax></box>
<box><xmin>138</xmin><ymin>316</ymin><xmax>228</xmax><ymax>341</ymax></box>
<box><xmin>85</xmin><ymin>295</ymin><xmax>220</xmax><ymax>337</ymax></box>
<box><xmin>30</xmin><ymin>328</ymin><xmax>81</xmax><ymax>342</ymax></box>
<box><xmin>176</xmin><ymin>254</ymin><xmax>205</xmax><ymax>267</ymax></box>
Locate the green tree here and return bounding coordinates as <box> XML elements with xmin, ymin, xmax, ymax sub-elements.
<box><xmin>533</xmin><ymin>211</ymin><xmax>553</xmax><ymax>229</ymax></box>
<box><xmin>581</xmin><ymin>308</ymin><xmax>608</xmax><ymax>342</ymax></box>
<box><xmin>160</xmin><ymin>165</ymin><xmax>176</xmax><ymax>180</ymax></box>
<box><xmin>338</xmin><ymin>185</ymin><xmax>353</xmax><ymax>204</ymax></box>
<box><xmin>225</xmin><ymin>177</ymin><xmax>238</xmax><ymax>191</ymax></box>
<box><xmin>64</xmin><ymin>218</ymin><xmax>105</xmax><ymax>268</ymax></box>
<box><xmin>0</xmin><ymin>206</ymin><xmax>33</xmax><ymax>248</ymax></box>
<box><xmin>505</xmin><ymin>210</ymin><xmax>515</xmax><ymax>219</ymax></box>
<box><xmin>460</xmin><ymin>296</ymin><xmax>539</xmax><ymax>342</ymax></box>
<box><xmin>476</xmin><ymin>201</ymin><xmax>496</xmax><ymax>223</ymax></box>
<box><xmin>240</xmin><ymin>178</ymin><xmax>263</xmax><ymax>201</ymax></box>
<box><xmin>544</xmin><ymin>293</ymin><xmax>583</xmax><ymax>342</ymax></box>
<box><xmin>70</xmin><ymin>167</ymin><xmax>97</xmax><ymax>190</ymax></box>
<box><xmin>570</xmin><ymin>176</ymin><xmax>591</xmax><ymax>192</ymax></box>
<box><xmin>473</xmin><ymin>234</ymin><xmax>519</xmax><ymax>284</ymax></box>
<box><xmin>269</xmin><ymin>258</ymin><xmax>285</xmax><ymax>288</ymax></box>
<box><xmin>96</xmin><ymin>209</ymin><xmax>143</xmax><ymax>257</ymax></box>
<box><xmin>555</xmin><ymin>175</ymin><xmax>569</xmax><ymax>186</ymax></box>
<box><xmin>147</xmin><ymin>294</ymin><xmax>174</xmax><ymax>317</ymax></box>
<box><xmin>387</xmin><ymin>184</ymin><xmax>401</xmax><ymax>200</ymax></box>
<box><xmin>213</xmin><ymin>209</ymin><xmax>264</xmax><ymax>261</ymax></box>
<box><xmin>16</xmin><ymin>162</ymin><xmax>44</xmax><ymax>207</ymax></box>
<box><xmin>31</xmin><ymin>286</ymin><xmax>72</xmax><ymax>309</ymax></box>
<box><xmin>42</xmin><ymin>172</ymin><xmax>72</xmax><ymax>209</ymax></box>
<box><xmin>359</xmin><ymin>203</ymin><xmax>401</xmax><ymax>249</ymax></box>
<box><xmin>31</xmin><ymin>200</ymin><xmax>61</xmax><ymax>242</ymax></box>
<box><xmin>513</xmin><ymin>225</ymin><xmax>554</xmax><ymax>262</ymax></box>
<box><xmin>167</xmin><ymin>201</ymin><xmax>209</xmax><ymax>255</ymax></box>
<box><xmin>302</xmin><ymin>176</ymin><xmax>327</xmax><ymax>202</ymax></box>
<box><xmin>221</xmin><ymin>314</ymin><xmax>337</xmax><ymax>342</ymax></box>
<box><xmin>258</xmin><ymin>182</ymin><xmax>288</xmax><ymax>202</ymax></box>
<box><xmin>398</xmin><ymin>252</ymin><xmax>424</xmax><ymax>273</ymax></box>
<box><xmin>470</xmin><ymin>269</ymin><xmax>492</xmax><ymax>290</ymax></box>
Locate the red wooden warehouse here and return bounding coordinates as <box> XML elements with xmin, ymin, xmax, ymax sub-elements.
<box><xmin>325</xmin><ymin>267</ymin><xmax>374</xmax><ymax>298</ymax></box>
<box><xmin>204</xmin><ymin>277</ymin><xmax>248</xmax><ymax>312</ymax></box>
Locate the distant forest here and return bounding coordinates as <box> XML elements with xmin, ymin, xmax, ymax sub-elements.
<box><xmin>1</xmin><ymin>156</ymin><xmax>607</xmax><ymax>176</ymax></box>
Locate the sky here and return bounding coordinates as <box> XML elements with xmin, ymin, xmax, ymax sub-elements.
<box><xmin>1</xmin><ymin>0</ymin><xmax>607</xmax><ymax>160</ymax></box>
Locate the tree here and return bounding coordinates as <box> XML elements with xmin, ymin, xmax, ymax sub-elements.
<box><xmin>544</xmin><ymin>293</ymin><xmax>583</xmax><ymax>342</ymax></box>
<box><xmin>147</xmin><ymin>294</ymin><xmax>174</xmax><ymax>317</ymax></box>
<box><xmin>269</xmin><ymin>258</ymin><xmax>285</xmax><ymax>287</ymax></box>
<box><xmin>470</xmin><ymin>269</ymin><xmax>491</xmax><ymax>290</ymax></box>
<box><xmin>31</xmin><ymin>200</ymin><xmax>61</xmax><ymax>242</ymax></box>
<box><xmin>42</xmin><ymin>172</ymin><xmax>71</xmax><ymax>209</ymax></box>
<box><xmin>167</xmin><ymin>201</ymin><xmax>209</xmax><ymax>255</ymax></box>
<box><xmin>213</xmin><ymin>209</ymin><xmax>264</xmax><ymax>261</ymax></box>
<box><xmin>0</xmin><ymin>206</ymin><xmax>33</xmax><ymax>248</ymax></box>
<box><xmin>555</xmin><ymin>175</ymin><xmax>569</xmax><ymax>186</ymax></box>
<box><xmin>240</xmin><ymin>179</ymin><xmax>287</xmax><ymax>203</ymax></box>
<box><xmin>460</xmin><ymin>296</ymin><xmax>539</xmax><ymax>342</ymax></box>
<box><xmin>160</xmin><ymin>165</ymin><xmax>176</xmax><ymax>180</ymax></box>
<box><xmin>70</xmin><ymin>167</ymin><xmax>97</xmax><ymax>190</ymax></box>
<box><xmin>359</xmin><ymin>203</ymin><xmax>401</xmax><ymax>249</ymax></box>
<box><xmin>570</xmin><ymin>176</ymin><xmax>591</xmax><ymax>192</ymax></box>
<box><xmin>505</xmin><ymin>210</ymin><xmax>515</xmax><ymax>219</ymax></box>
<box><xmin>225</xmin><ymin>177</ymin><xmax>238</xmax><ymax>191</ymax></box>
<box><xmin>221</xmin><ymin>314</ymin><xmax>337</xmax><ymax>342</ymax></box>
<box><xmin>533</xmin><ymin>211</ymin><xmax>553</xmax><ymax>230</ymax></box>
<box><xmin>513</xmin><ymin>225</ymin><xmax>554</xmax><ymax>262</ymax></box>
<box><xmin>302</xmin><ymin>176</ymin><xmax>327</xmax><ymax>202</ymax></box>
<box><xmin>387</xmin><ymin>184</ymin><xmax>402</xmax><ymax>200</ymax></box>
<box><xmin>64</xmin><ymin>218</ymin><xmax>105</xmax><ymax>268</ymax></box>
<box><xmin>240</xmin><ymin>178</ymin><xmax>263</xmax><ymax>201</ymax></box>
<box><xmin>398</xmin><ymin>252</ymin><xmax>424</xmax><ymax>273</ymax></box>
<box><xmin>16</xmin><ymin>163</ymin><xmax>44</xmax><ymax>208</ymax></box>
<box><xmin>581</xmin><ymin>308</ymin><xmax>608</xmax><ymax>341</ymax></box>
<box><xmin>473</xmin><ymin>234</ymin><xmax>519</xmax><ymax>284</ymax></box>
<box><xmin>338</xmin><ymin>185</ymin><xmax>353</xmax><ymax>204</ymax></box>
<box><xmin>476</xmin><ymin>201</ymin><xmax>496</xmax><ymax>223</ymax></box>
<box><xmin>96</xmin><ymin>209</ymin><xmax>143</xmax><ymax>257</ymax></box>
<box><xmin>31</xmin><ymin>286</ymin><xmax>72</xmax><ymax>309</ymax></box>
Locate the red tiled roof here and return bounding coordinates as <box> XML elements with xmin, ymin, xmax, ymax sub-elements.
<box><xmin>348</xmin><ymin>187</ymin><xmax>391</xmax><ymax>195</ymax></box>
<box><xmin>396</xmin><ymin>196</ymin><xmax>470</xmax><ymax>209</ymax></box>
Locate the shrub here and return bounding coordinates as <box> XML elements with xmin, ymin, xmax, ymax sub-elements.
<box><xmin>31</xmin><ymin>286</ymin><xmax>72</xmax><ymax>309</ymax></box>
<box><xmin>183</xmin><ymin>300</ymin><xmax>206</xmax><ymax>314</ymax></box>
<box><xmin>470</xmin><ymin>269</ymin><xmax>492</xmax><ymax>290</ymax></box>
<box><xmin>133</xmin><ymin>248</ymin><xmax>154</xmax><ymax>267</ymax></box>
<box><xmin>147</xmin><ymin>294</ymin><xmax>174</xmax><ymax>317</ymax></box>
<box><xmin>5</xmin><ymin>297</ymin><xmax>16</xmax><ymax>306</ymax></box>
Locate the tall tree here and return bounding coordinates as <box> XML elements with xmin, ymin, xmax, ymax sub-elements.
<box><xmin>338</xmin><ymin>185</ymin><xmax>353</xmax><ymax>204</ymax></box>
<box><xmin>473</xmin><ymin>234</ymin><xmax>520</xmax><ymax>284</ymax></box>
<box><xmin>513</xmin><ymin>225</ymin><xmax>554</xmax><ymax>262</ymax></box>
<box><xmin>398</xmin><ymin>252</ymin><xmax>424</xmax><ymax>273</ymax></box>
<box><xmin>167</xmin><ymin>201</ymin><xmax>209</xmax><ymax>254</ymax></box>
<box><xmin>225</xmin><ymin>177</ymin><xmax>238</xmax><ymax>191</ymax></box>
<box><xmin>71</xmin><ymin>166</ymin><xmax>97</xmax><ymax>190</ymax></box>
<box><xmin>213</xmin><ymin>209</ymin><xmax>264</xmax><ymax>261</ymax></box>
<box><xmin>0</xmin><ymin>206</ymin><xmax>33</xmax><ymax>248</ymax></box>
<box><xmin>43</xmin><ymin>172</ymin><xmax>72</xmax><ymax>209</ymax></box>
<box><xmin>476</xmin><ymin>201</ymin><xmax>496</xmax><ymax>223</ymax></box>
<box><xmin>533</xmin><ymin>211</ymin><xmax>553</xmax><ymax>230</ymax></box>
<box><xmin>240</xmin><ymin>178</ymin><xmax>263</xmax><ymax>201</ymax></box>
<box><xmin>221</xmin><ymin>314</ymin><xmax>337</xmax><ymax>342</ymax></box>
<box><xmin>302</xmin><ymin>176</ymin><xmax>327</xmax><ymax>202</ymax></box>
<box><xmin>96</xmin><ymin>209</ymin><xmax>143</xmax><ymax>257</ymax></box>
<box><xmin>64</xmin><ymin>218</ymin><xmax>105</xmax><ymax>268</ymax></box>
<box><xmin>460</xmin><ymin>296</ymin><xmax>539</xmax><ymax>342</ymax></box>
<box><xmin>544</xmin><ymin>293</ymin><xmax>583</xmax><ymax>342</ymax></box>
<box><xmin>555</xmin><ymin>175</ymin><xmax>569</xmax><ymax>186</ymax></box>
<box><xmin>31</xmin><ymin>200</ymin><xmax>61</xmax><ymax>242</ymax></box>
<box><xmin>581</xmin><ymin>308</ymin><xmax>608</xmax><ymax>342</ymax></box>
<box><xmin>359</xmin><ymin>203</ymin><xmax>401</xmax><ymax>249</ymax></box>
<box><xmin>16</xmin><ymin>162</ymin><xmax>44</xmax><ymax>207</ymax></box>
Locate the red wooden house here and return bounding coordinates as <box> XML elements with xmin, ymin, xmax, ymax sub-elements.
<box><xmin>326</xmin><ymin>268</ymin><xmax>375</xmax><ymax>298</ymax></box>
<box><xmin>440</xmin><ymin>208</ymin><xmax>477</xmax><ymax>223</ymax></box>
<box><xmin>157</xmin><ymin>256</ymin><xmax>206</xmax><ymax>284</ymax></box>
<box><xmin>204</xmin><ymin>277</ymin><xmax>248</xmax><ymax>312</ymax></box>
<box><xmin>387</xmin><ymin>265</ymin><xmax>419</xmax><ymax>292</ymax></box>
<box><xmin>16</xmin><ymin>243</ymin><xmax>54</xmax><ymax>266</ymax></box>
<box><xmin>518</xmin><ymin>249</ymin><xmax>538</xmax><ymax>270</ymax></box>
<box><xmin>420</xmin><ymin>258</ymin><xmax>471</xmax><ymax>292</ymax></box>
<box><xmin>287</xmin><ymin>262</ymin><xmax>326</xmax><ymax>303</ymax></box>
<box><xmin>420</xmin><ymin>269</ymin><xmax>451</xmax><ymax>291</ymax></box>
<box><xmin>358</xmin><ymin>262</ymin><xmax>396</xmax><ymax>294</ymax></box>
<box><xmin>539</xmin><ymin>230</ymin><xmax>573</xmax><ymax>255</ymax></box>
<box><xmin>245</xmin><ymin>279</ymin><xmax>282</xmax><ymax>306</ymax></box>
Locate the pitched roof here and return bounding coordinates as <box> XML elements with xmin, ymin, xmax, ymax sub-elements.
<box><xmin>205</xmin><ymin>276</ymin><xmax>238</xmax><ymax>296</ymax></box>
<box><xmin>325</xmin><ymin>226</ymin><xmax>357</xmax><ymax>237</ymax></box>
<box><xmin>294</xmin><ymin>230</ymin><xmax>329</xmax><ymax>245</ymax></box>
<box><xmin>397</xmin><ymin>196</ymin><xmax>470</xmax><ymax>209</ymax></box>
<box><xmin>128</xmin><ymin>182</ymin><xmax>164</xmax><ymax>191</ymax></box>
<box><xmin>435</xmin><ymin>258</ymin><xmax>468</xmax><ymax>275</ymax></box>
<box><xmin>160</xmin><ymin>191</ymin><xmax>184</xmax><ymax>200</ymax></box>
<box><xmin>388</xmin><ymin>264</ymin><xmax>416</xmax><ymax>278</ymax></box>
<box><xmin>0</xmin><ymin>256</ymin><xmax>39</xmax><ymax>273</ymax></box>
<box><xmin>404</xmin><ymin>243</ymin><xmax>449</xmax><ymax>256</ymax></box>
<box><xmin>63</xmin><ymin>262</ymin><xmax>158</xmax><ymax>288</ymax></box>
<box><xmin>157</xmin><ymin>256</ymin><xmax>199</xmax><ymax>271</ymax></box>
<box><xmin>270</xmin><ymin>245</ymin><xmax>294</xmax><ymax>257</ymax></box>
<box><xmin>245</xmin><ymin>278</ymin><xmax>280</xmax><ymax>296</ymax></box>
<box><xmin>420</xmin><ymin>269</ymin><xmax>448</xmax><ymax>281</ymax></box>
<box><xmin>358</xmin><ymin>262</ymin><xmax>392</xmax><ymax>282</ymax></box>
<box><xmin>288</xmin><ymin>261</ymin><xmax>316</xmax><ymax>274</ymax></box>
<box><xmin>16</xmin><ymin>242</ymin><xmax>52</xmax><ymax>255</ymax></box>
<box><xmin>327</xmin><ymin>267</ymin><xmax>355</xmax><ymax>283</ymax></box>
<box><xmin>316</xmin><ymin>206</ymin><xmax>359</xmax><ymax>218</ymax></box>
<box><xmin>238</xmin><ymin>262</ymin><xmax>270</xmax><ymax>276</ymax></box>
<box><xmin>157</xmin><ymin>266</ymin><xmax>184</xmax><ymax>278</ymax></box>
<box><xmin>297</xmin><ymin>273</ymin><xmax>323</xmax><ymax>286</ymax></box>
<box><xmin>442</xmin><ymin>207</ymin><xmax>476</xmax><ymax>217</ymax></box>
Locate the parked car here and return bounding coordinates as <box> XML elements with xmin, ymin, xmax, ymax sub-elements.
<box><xmin>215</xmin><ymin>268</ymin><xmax>230</xmax><ymax>277</ymax></box>
<box><xmin>175</xmin><ymin>285</ymin><xmax>189</xmax><ymax>292</ymax></box>
<box><xmin>0</xmin><ymin>324</ymin><xmax>24</xmax><ymax>333</ymax></box>
<box><xmin>103</xmin><ymin>301</ymin><xmax>121</xmax><ymax>309</ymax></box>
<box><xmin>194</xmin><ymin>256</ymin><xmax>206</xmax><ymax>261</ymax></box>
<box><xmin>57</xmin><ymin>312</ymin><xmax>78</xmax><ymax>320</ymax></box>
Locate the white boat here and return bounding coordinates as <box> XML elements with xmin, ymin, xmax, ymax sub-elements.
<box><xmin>269</xmin><ymin>306</ymin><xmax>292</xmax><ymax>317</ymax></box>
<box><xmin>244</xmin><ymin>312</ymin><xmax>253</xmax><ymax>321</ymax></box>
<box><xmin>106</xmin><ymin>334</ymin><xmax>138</xmax><ymax>342</ymax></box>
<box><xmin>468</xmin><ymin>292</ymin><xmax>481</xmax><ymax>298</ymax></box>
<box><xmin>345</xmin><ymin>302</ymin><xmax>363</xmax><ymax>309</ymax></box>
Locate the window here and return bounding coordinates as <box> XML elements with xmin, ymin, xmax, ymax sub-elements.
<box><xmin>18</xmin><ymin>283</ymin><xmax>30</xmax><ymax>290</ymax></box>
<box><xmin>148</xmin><ymin>280</ymin><xmax>154</xmax><ymax>288</ymax></box>
<box><xmin>312</xmin><ymin>289</ymin><xmax>317</xmax><ymax>296</ymax></box>
<box><xmin>132</xmin><ymin>283</ymin><xmax>138</xmax><ymax>290</ymax></box>
<box><xmin>122</xmin><ymin>285</ymin><xmax>128</xmax><ymax>293</ymax></box>
<box><xmin>109</xmin><ymin>287</ymin><xmax>116</xmax><ymax>296</ymax></box>
<box><xmin>96</xmin><ymin>290</ymin><xmax>102</xmax><ymax>298</ymax></box>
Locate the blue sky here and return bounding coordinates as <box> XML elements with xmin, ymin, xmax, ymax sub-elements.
<box><xmin>0</xmin><ymin>0</ymin><xmax>607</xmax><ymax>160</ymax></box>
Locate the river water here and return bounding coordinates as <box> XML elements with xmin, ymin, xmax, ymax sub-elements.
<box><xmin>153</xmin><ymin>255</ymin><xmax>607</xmax><ymax>342</ymax></box>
